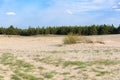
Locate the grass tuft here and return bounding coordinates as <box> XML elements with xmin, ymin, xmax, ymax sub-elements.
<box><xmin>94</xmin><ymin>59</ymin><xmax>120</xmax><ymax>65</ymax></box>
<box><xmin>63</xmin><ymin>34</ymin><xmax>94</xmax><ymax>44</ymax></box>
<box><xmin>43</xmin><ymin>72</ymin><xmax>55</xmax><ymax>79</ymax></box>
<box><xmin>63</xmin><ymin>61</ymin><xmax>90</xmax><ymax>68</ymax></box>
<box><xmin>63</xmin><ymin>34</ymin><xmax>79</xmax><ymax>44</ymax></box>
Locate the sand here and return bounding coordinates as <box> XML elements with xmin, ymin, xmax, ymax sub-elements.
<box><xmin>0</xmin><ymin>34</ymin><xmax>120</xmax><ymax>80</ymax></box>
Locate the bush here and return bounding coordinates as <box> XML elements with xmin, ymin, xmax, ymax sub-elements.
<box><xmin>78</xmin><ymin>36</ymin><xmax>94</xmax><ymax>43</ymax></box>
<box><xmin>63</xmin><ymin>34</ymin><xmax>93</xmax><ymax>44</ymax></box>
<box><xmin>63</xmin><ymin>34</ymin><xmax>79</xmax><ymax>44</ymax></box>
<box><xmin>63</xmin><ymin>34</ymin><xmax>105</xmax><ymax>44</ymax></box>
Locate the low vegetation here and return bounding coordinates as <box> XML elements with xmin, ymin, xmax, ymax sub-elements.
<box><xmin>63</xmin><ymin>34</ymin><xmax>104</xmax><ymax>44</ymax></box>
<box><xmin>0</xmin><ymin>53</ymin><xmax>34</xmax><ymax>72</ymax></box>
<box><xmin>92</xmin><ymin>68</ymin><xmax>111</xmax><ymax>76</ymax></box>
<box><xmin>0</xmin><ymin>35</ymin><xmax>120</xmax><ymax>80</ymax></box>
<box><xmin>13</xmin><ymin>72</ymin><xmax>43</xmax><ymax>80</ymax></box>
<box><xmin>93</xmin><ymin>59</ymin><xmax>120</xmax><ymax>65</ymax></box>
<box><xmin>63</xmin><ymin>34</ymin><xmax>79</xmax><ymax>44</ymax></box>
<box><xmin>0</xmin><ymin>75</ymin><xmax>4</xmax><ymax>80</ymax></box>
<box><xmin>62</xmin><ymin>72</ymin><xmax>71</xmax><ymax>75</ymax></box>
<box><xmin>63</xmin><ymin>61</ymin><xmax>90</xmax><ymax>68</ymax></box>
<box><xmin>43</xmin><ymin>71</ymin><xmax>57</xmax><ymax>79</ymax></box>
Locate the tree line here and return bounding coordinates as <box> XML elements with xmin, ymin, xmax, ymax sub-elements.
<box><xmin>0</xmin><ymin>24</ymin><xmax>120</xmax><ymax>36</ymax></box>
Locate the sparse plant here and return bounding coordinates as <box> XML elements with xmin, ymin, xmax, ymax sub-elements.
<box><xmin>0</xmin><ymin>75</ymin><xmax>4</xmax><ymax>80</ymax></box>
<box><xmin>92</xmin><ymin>68</ymin><xmax>111</xmax><ymax>76</ymax></box>
<box><xmin>63</xmin><ymin>34</ymin><xmax>79</xmax><ymax>44</ymax></box>
<box><xmin>93</xmin><ymin>59</ymin><xmax>120</xmax><ymax>65</ymax></box>
<box><xmin>15</xmin><ymin>72</ymin><xmax>43</xmax><ymax>80</ymax></box>
<box><xmin>15</xmin><ymin>59</ymin><xmax>34</xmax><ymax>71</ymax></box>
<box><xmin>0</xmin><ymin>53</ymin><xmax>34</xmax><ymax>72</ymax></box>
<box><xmin>0</xmin><ymin>53</ymin><xmax>15</xmax><ymax>65</ymax></box>
<box><xmin>63</xmin><ymin>61</ymin><xmax>90</xmax><ymax>68</ymax></box>
<box><xmin>38</xmin><ymin>66</ymin><xmax>44</xmax><ymax>70</ymax></box>
<box><xmin>96</xmin><ymin>41</ymin><xmax>105</xmax><ymax>44</ymax></box>
<box><xmin>63</xmin><ymin>78</ymin><xmax>70</xmax><ymax>80</ymax></box>
<box><xmin>34</xmin><ymin>57</ymin><xmax>63</xmax><ymax>66</ymax></box>
<box><xmin>78</xmin><ymin>36</ymin><xmax>94</xmax><ymax>43</ymax></box>
<box><xmin>63</xmin><ymin>34</ymin><xmax>95</xmax><ymax>44</ymax></box>
<box><xmin>62</xmin><ymin>72</ymin><xmax>71</xmax><ymax>75</ymax></box>
<box><xmin>44</xmin><ymin>72</ymin><xmax>55</xmax><ymax>79</ymax></box>
<box><xmin>11</xmin><ymin>74</ymin><xmax>21</xmax><ymax>80</ymax></box>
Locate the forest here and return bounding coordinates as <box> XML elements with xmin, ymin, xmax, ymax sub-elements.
<box><xmin>0</xmin><ymin>24</ymin><xmax>120</xmax><ymax>36</ymax></box>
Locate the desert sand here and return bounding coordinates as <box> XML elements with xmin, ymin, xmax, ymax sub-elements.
<box><xmin>0</xmin><ymin>34</ymin><xmax>120</xmax><ymax>80</ymax></box>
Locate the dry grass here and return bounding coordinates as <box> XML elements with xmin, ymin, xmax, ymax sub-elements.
<box><xmin>63</xmin><ymin>35</ymin><xmax>105</xmax><ymax>44</ymax></box>
<box><xmin>63</xmin><ymin>34</ymin><xmax>79</xmax><ymax>44</ymax></box>
<box><xmin>78</xmin><ymin>35</ymin><xmax>94</xmax><ymax>43</ymax></box>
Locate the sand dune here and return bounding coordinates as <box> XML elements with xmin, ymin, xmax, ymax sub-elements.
<box><xmin>0</xmin><ymin>34</ymin><xmax>120</xmax><ymax>80</ymax></box>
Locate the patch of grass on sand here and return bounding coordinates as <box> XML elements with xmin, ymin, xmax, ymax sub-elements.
<box><xmin>11</xmin><ymin>74</ymin><xmax>21</xmax><ymax>80</ymax></box>
<box><xmin>93</xmin><ymin>59</ymin><xmax>120</xmax><ymax>65</ymax></box>
<box><xmin>14</xmin><ymin>71</ymin><xmax>43</xmax><ymax>80</ymax></box>
<box><xmin>0</xmin><ymin>53</ymin><xmax>34</xmax><ymax>72</ymax></box>
<box><xmin>49</xmin><ymin>50</ymin><xmax>66</xmax><ymax>54</ymax></box>
<box><xmin>63</xmin><ymin>78</ymin><xmax>71</xmax><ymax>80</ymax></box>
<box><xmin>62</xmin><ymin>72</ymin><xmax>71</xmax><ymax>75</ymax></box>
<box><xmin>38</xmin><ymin>66</ymin><xmax>44</xmax><ymax>71</ymax></box>
<box><xmin>0</xmin><ymin>53</ymin><xmax>15</xmax><ymax>65</ymax></box>
<box><xmin>0</xmin><ymin>75</ymin><xmax>4</xmax><ymax>80</ymax></box>
<box><xmin>34</xmin><ymin>57</ymin><xmax>63</xmax><ymax>66</ymax></box>
<box><xmin>63</xmin><ymin>61</ymin><xmax>91</xmax><ymax>68</ymax></box>
<box><xmin>92</xmin><ymin>68</ymin><xmax>111</xmax><ymax>76</ymax></box>
<box><xmin>43</xmin><ymin>72</ymin><xmax>56</xmax><ymax>79</ymax></box>
<box><xmin>15</xmin><ymin>59</ymin><xmax>34</xmax><ymax>71</ymax></box>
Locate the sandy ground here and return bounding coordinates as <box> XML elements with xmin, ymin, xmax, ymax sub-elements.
<box><xmin>0</xmin><ymin>34</ymin><xmax>120</xmax><ymax>80</ymax></box>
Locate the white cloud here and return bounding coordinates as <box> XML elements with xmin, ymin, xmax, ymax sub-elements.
<box><xmin>115</xmin><ymin>9</ymin><xmax>120</xmax><ymax>11</ymax></box>
<box><xmin>112</xmin><ymin>6</ymin><xmax>118</xmax><ymax>9</ymax></box>
<box><xmin>93</xmin><ymin>0</ymin><xmax>106</xmax><ymax>4</ymax></box>
<box><xmin>60</xmin><ymin>0</ymin><xmax>115</xmax><ymax>15</ymax></box>
<box><xmin>5</xmin><ymin>12</ymin><xmax>16</xmax><ymax>16</ymax></box>
<box><xmin>112</xmin><ymin>2</ymin><xmax>120</xmax><ymax>11</ymax></box>
<box><xmin>66</xmin><ymin>9</ymin><xmax>73</xmax><ymax>15</ymax></box>
<box><xmin>118</xmin><ymin>2</ymin><xmax>120</xmax><ymax>5</ymax></box>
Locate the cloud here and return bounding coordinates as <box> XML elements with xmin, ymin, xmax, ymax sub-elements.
<box><xmin>59</xmin><ymin>0</ymin><xmax>115</xmax><ymax>15</ymax></box>
<box><xmin>112</xmin><ymin>1</ymin><xmax>120</xmax><ymax>11</ymax></box>
<box><xmin>66</xmin><ymin>9</ymin><xmax>73</xmax><ymax>15</ymax></box>
<box><xmin>118</xmin><ymin>2</ymin><xmax>120</xmax><ymax>5</ymax></box>
<box><xmin>112</xmin><ymin>6</ymin><xmax>118</xmax><ymax>9</ymax></box>
<box><xmin>93</xmin><ymin>0</ymin><xmax>106</xmax><ymax>3</ymax></box>
<box><xmin>115</xmin><ymin>9</ymin><xmax>120</xmax><ymax>11</ymax></box>
<box><xmin>5</xmin><ymin>12</ymin><xmax>16</xmax><ymax>16</ymax></box>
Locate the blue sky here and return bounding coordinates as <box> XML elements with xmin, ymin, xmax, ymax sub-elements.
<box><xmin>0</xmin><ymin>0</ymin><xmax>120</xmax><ymax>28</ymax></box>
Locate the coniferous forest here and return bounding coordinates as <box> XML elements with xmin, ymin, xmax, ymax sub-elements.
<box><xmin>0</xmin><ymin>24</ymin><xmax>120</xmax><ymax>36</ymax></box>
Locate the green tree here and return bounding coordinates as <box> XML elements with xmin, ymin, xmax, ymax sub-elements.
<box><xmin>88</xmin><ymin>25</ymin><xmax>98</xmax><ymax>35</ymax></box>
<box><xmin>0</xmin><ymin>27</ymin><xmax>5</xmax><ymax>34</ymax></box>
<box><xmin>6</xmin><ymin>25</ymin><xmax>16</xmax><ymax>35</ymax></box>
<box><xmin>117</xmin><ymin>24</ymin><xmax>120</xmax><ymax>34</ymax></box>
